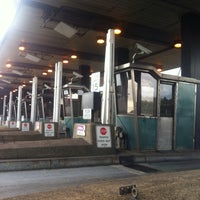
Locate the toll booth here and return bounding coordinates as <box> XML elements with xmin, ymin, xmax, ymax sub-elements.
<box><xmin>63</xmin><ymin>84</ymin><xmax>90</xmax><ymax>137</ymax></box>
<box><xmin>115</xmin><ymin>63</ymin><xmax>200</xmax><ymax>151</ymax></box>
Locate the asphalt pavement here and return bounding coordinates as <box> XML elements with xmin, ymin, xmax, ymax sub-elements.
<box><xmin>1</xmin><ymin>159</ymin><xmax>200</xmax><ymax>199</ymax></box>
<box><xmin>0</xmin><ymin>165</ymin><xmax>144</xmax><ymax>199</ymax></box>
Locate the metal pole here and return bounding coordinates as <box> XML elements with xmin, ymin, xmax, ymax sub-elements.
<box><xmin>7</xmin><ymin>91</ymin><xmax>13</xmax><ymax>122</ymax></box>
<box><xmin>24</xmin><ymin>101</ymin><xmax>28</xmax><ymax>121</ymax></box>
<box><xmin>53</xmin><ymin>62</ymin><xmax>63</xmax><ymax>122</ymax></box>
<box><xmin>2</xmin><ymin>95</ymin><xmax>7</xmax><ymax>121</ymax></box>
<box><xmin>101</xmin><ymin>29</ymin><xmax>115</xmax><ymax>124</ymax></box>
<box><xmin>40</xmin><ymin>96</ymin><xmax>45</xmax><ymax>120</ymax></box>
<box><xmin>69</xmin><ymin>88</ymin><xmax>74</xmax><ymax>128</ymax></box>
<box><xmin>53</xmin><ymin>63</ymin><xmax>58</xmax><ymax>122</ymax></box>
<box><xmin>17</xmin><ymin>85</ymin><xmax>22</xmax><ymax>123</ymax></box>
<box><xmin>30</xmin><ymin>76</ymin><xmax>38</xmax><ymax>124</ymax></box>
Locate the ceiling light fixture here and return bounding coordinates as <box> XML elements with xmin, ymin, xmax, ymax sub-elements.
<box><xmin>71</xmin><ymin>55</ymin><xmax>77</xmax><ymax>59</ymax></box>
<box><xmin>6</xmin><ymin>63</ymin><xmax>12</xmax><ymax>68</ymax></box>
<box><xmin>156</xmin><ymin>65</ymin><xmax>163</xmax><ymax>72</ymax></box>
<box><xmin>174</xmin><ymin>40</ymin><xmax>182</xmax><ymax>48</ymax></box>
<box><xmin>18</xmin><ymin>45</ymin><xmax>25</xmax><ymax>51</ymax></box>
<box><xmin>63</xmin><ymin>59</ymin><xmax>69</xmax><ymax>64</ymax></box>
<box><xmin>97</xmin><ymin>37</ymin><xmax>105</xmax><ymax>44</ymax></box>
<box><xmin>48</xmin><ymin>69</ymin><xmax>53</xmax><ymax>73</ymax></box>
<box><xmin>42</xmin><ymin>72</ymin><xmax>47</xmax><ymax>75</ymax></box>
<box><xmin>114</xmin><ymin>28</ymin><xmax>122</xmax><ymax>35</ymax></box>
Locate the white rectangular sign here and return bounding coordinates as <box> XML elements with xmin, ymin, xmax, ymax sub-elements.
<box><xmin>96</xmin><ymin>125</ymin><xmax>112</xmax><ymax>148</ymax></box>
<box><xmin>83</xmin><ymin>108</ymin><xmax>92</xmax><ymax>120</ymax></box>
<box><xmin>2</xmin><ymin>121</ymin><xmax>7</xmax><ymax>126</ymax></box>
<box><xmin>34</xmin><ymin>121</ymin><xmax>39</xmax><ymax>131</ymax></box>
<box><xmin>10</xmin><ymin>121</ymin><xmax>16</xmax><ymax>128</ymax></box>
<box><xmin>44</xmin><ymin>123</ymin><xmax>55</xmax><ymax>137</ymax></box>
<box><xmin>91</xmin><ymin>72</ymin><xmax>100</xmax><ymax>92</ymax></box>
<box><xmin>76</xmin><ymin>124</ymin><xmax>86</xmax><ymax>136</ymax></box>
<box><xmin>21</xmin><ymin>122</ymin><xmax>30</xmax><ymax>131</ymax></box>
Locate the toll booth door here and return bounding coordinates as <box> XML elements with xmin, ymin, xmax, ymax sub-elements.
<box><xmin>157</xmin><ymin>83</ymin><xmax>175</xmax><ymax>151</ymax></box>
<box><xmin>175</xmin><ymin>82</ymin><xmax>196</xmax><ymax>150</ymax></box>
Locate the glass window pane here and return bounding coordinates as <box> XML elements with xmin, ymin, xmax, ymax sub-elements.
<box><xmin>160</xmin><ymin>83</ymin><xmax>174</xmax><ymax>117</ymax></box>
<box><xmin>115</xmin><ymin>71</ymin><xmax>136</xmax><ymax>114</ymax></box>
<box><xmin>141</xmin><ymin>73</ymin><xmax>157</xmax><ymax>116</ymax></box>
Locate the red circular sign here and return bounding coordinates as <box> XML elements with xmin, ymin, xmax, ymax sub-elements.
<box><xmin>47</xmin><ymin>124</ymin><xmax>52</xmax><ymax>129</ymax></box>
<box><xmin>100</xmin><ymin>127</ymin><xmax>107</xmax><ymax>135</ymax></box>
<box><xmin>24</xmin><ymin>123</ymin><xmax>27</xmax><ymax>127</ymax></box>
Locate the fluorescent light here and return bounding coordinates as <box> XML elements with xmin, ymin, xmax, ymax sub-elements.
<box><xmin>54</xmin><ymin>22</ymin><xmax>77</xmax><ymax>38</ymax></box>
<box><xmin>12</xmin><ymin>69</ymin><xmax>23</xmax><ymax>75</ymax></box>
<box><xmin>1</xmin><ymin>79</ymin><xmax>11</xmax><ymax>84</ymax></box>
<box><xmin>25</xmin><ymin>53</ymin><xmax>40</xmax><ymax>62</ymax></box>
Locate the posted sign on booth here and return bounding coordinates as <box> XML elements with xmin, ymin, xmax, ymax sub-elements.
<box><xmin>21</xmin><ymin>122</ymin><xmax>30</xmax><ymax>131</ymax></box>
<box><xmin>44</xmin><ymin>123</ymin><xmax>55</xmax><ymax>137</ymax></box>
<box><xmin>96</xmin><ymin>125</ymin><xmax>111</xmax><ymax>148</ymax></box>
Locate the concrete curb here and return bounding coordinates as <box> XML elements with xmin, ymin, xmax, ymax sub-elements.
<box><xmin>0</xmin><ymin>155</ymin><xmax>119</xmax><ymax>172</ymax></box>
<box><xmin>119</xmin><ymin>151</ymin><xmax>200</xmax><ymax>164</ymax></box>
<box><xmin>0</xmin><ymin>151</ymin><xmax>200</xmax><ymax>172</ymax></box>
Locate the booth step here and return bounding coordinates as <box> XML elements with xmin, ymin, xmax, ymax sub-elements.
<box><xmin>0</xmin><ymin>127</ymin><xmax>19</xmax><ymax>131</ymax></box>
<box><xmin>0</xmin><ymin>138</ymin><xmax>116</xmax><ymax>159</ymax></box>
<box><xmin>0</xmin><ymin>131</ymin><xmax>47</xmax><ymax>142</ymax></box>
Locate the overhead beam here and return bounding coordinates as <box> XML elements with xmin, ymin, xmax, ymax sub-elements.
<box><xmin>10</xmin><ymin>61</ymin><xmax>77</xmax><ymax>73</ymax></box>
<box><xmin>20</xmin><ymin>42</ymin><xmax>104</xmax><ymax>62</ymax></box>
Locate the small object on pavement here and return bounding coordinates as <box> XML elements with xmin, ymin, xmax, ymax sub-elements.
<box><xmin>119</xmin><ymin>184</ymin><xmax>137</xmax><ymax>199</ymax></box>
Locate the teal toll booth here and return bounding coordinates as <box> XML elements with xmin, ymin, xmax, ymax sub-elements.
<box><xmin>63</xmin><ymin>84</ymin><xmax>90</xmax><ymax>137</ymax></box>
<box><xmin>115</xmin><ymin>63</ymin><xmax>200</xmax><ymax>151</ymax></box>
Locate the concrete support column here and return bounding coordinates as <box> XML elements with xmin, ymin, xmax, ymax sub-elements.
<box><xmin>181</xmin><ymin>13</ymin><xmax>200</xmax><ymax>149</ymax></box>
<box><xmin>181</xmin><ymin>13</ymin><xmax>200</xmax><ymax>78</ymax></box>
<box><xmin>30</xmin><ymin>77</ymin><xmax>38</xmax><ymax>124</ymax></box>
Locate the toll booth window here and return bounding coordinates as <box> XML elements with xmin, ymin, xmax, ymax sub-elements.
<box><xmin>140</xmin><ymin>73</ymin><xmax>157</xmax><ymax>116</ymax></box>
<box><xmin>63</xmin><ymin>90</ymin><xmax>82</xmax><ymax>117</ymax></box>
<box><xmin>115</xmin><ymin>72</ymin><xmax>135</xmax><ymax>114</ymax></box>
<box><xmin>160</xmin><ymin>83</ymin><xmax>174</xmax><ymax>117</ymax></box>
